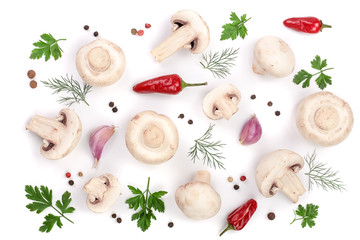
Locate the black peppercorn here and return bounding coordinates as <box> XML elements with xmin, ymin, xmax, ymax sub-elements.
<box><xmin>68</xmin><ymin>180</ymin><xmax>74</xmax><ymax>186</ymax></box>
<box><xmin>109</xmin><ymin>102</ymin><xmax>114</xmax><ymax>108</ymax></box>
<box><xmin>116</xmin><ymin>217</ymin><xmax>122</xmax><ymax>223</ymax></box>
<box><xmin>233</xmin><ymin>184</ymin><xmax>239</xmax><ymax>190</ymax></box>
<box><xmin>267</xmin><ymin>212</ymin><xmax>275</xmax><ymax>220</ymax></box>
<box><xmin>168</xmin><ymin>222</ymin><xmax>174</xmax><ymax>228</ymax></box>
<box><xmin>267</xmin><ymin>101</ymin><xmax>273</xmax><ymax>107</ymax></box>
<box><xmin>188</xmin><ymin>119</ymin><xmax>193</xmax><ymax>125</ymax></box>
<box><xmin>93</xmin><ymin>31</ymin><xmax>99</xmax><ymax>37</ymax></box>
<box><xmin>178</xmin><ymin>113</ymin><xmax>184</xmax><ymax>119</ymax></box>
<box><xmin>250</xmin><ymin>94</ymin><xmax>256</xmax><ymax>100</ymax></box>
<box><xmin>275</xmin><ymin>111</ymin><xmax>281</xmax><ymax>116</ymax></box>
<box><xmin>112</xmin><ymin>107</ymin><xmax>118</xmax><ymax>113</ymax></box>
<box><xmin>84</xmin><ymin>25</ymin><xmax>89</xmax><ymax>30</ymax></box>
<box><xmin>111</xmin><ymin>213</ymin><xmax>117</xmax><ymax>218</ymax></box>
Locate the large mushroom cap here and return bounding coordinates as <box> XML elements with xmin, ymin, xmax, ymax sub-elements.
<box><xmin>83</xmin><ymin>173</ymin><xmax>121</xmax><ymax>213</ymax></box>
<box><xmin>296</xmin><ymin>91</ymin><xmax>353</xmax><ymax>146</ymax></box>
<box><xmin>76</xmin><ymin>38</ymin><xmax>126</xmax><ymax>87</ymax></box>
<box><xmin>26</xmin><ymin>108</ymin><xmax>82</xmax><ymax>160</ymax></box>
<box><xmin>252</xmin><ymin>36</ymin><xmax>295</xmax><ymax>78</ymax></box>
<box><xmin>125</xmin><ymin>111</ymin><xmax>179</xmax><ymax>164</ymax></box>
<box><xmin>175</xmin><ymin>170</ymin><xmax>221</xmax><ymax>220</ymax></box>
<box><xmin>171</xmin><ymin>10</ymin><xmax>210</xmax><ymax>54</ymax></box>
<box><xmin>256</xmin><ymin>149</ymin><xmax>305</xmax><ymax>203</ymax></box>
<box><xmin>202</xmin><ymin>84</ymin><xmax>241</xmax><ymax>120</ymax></box>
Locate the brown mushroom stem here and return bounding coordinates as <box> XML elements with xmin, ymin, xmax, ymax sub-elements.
<box><xmin>26</xmin><ymin>115</ymin><xmax>65</xmax><ymax>143</ymax></box>
<box><xmin>193</xmin><ymin>170</ymin><xmax>210</xmax><ymax>184</ymax></box>
<box><xmin>151</xmin><ymin>25</ymin><xmax>196</xmax><ymax>63</ymax></box>
<box><xmin>272</xmin><ymin>171</ymin><xmax>305</xmax><ymax>203</ymax></box>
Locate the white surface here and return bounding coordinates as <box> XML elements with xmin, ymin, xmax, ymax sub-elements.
<box><xmin>1</xmin><ymin>0</ymin><xmax>359</xmax><ymax>239</ymax></box>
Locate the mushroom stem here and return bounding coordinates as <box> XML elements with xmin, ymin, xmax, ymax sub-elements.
<box><xmin>26</xmin><ymin>115</ymin><xmax>65</xmax><ymax>143</ymax></box>
<box><xmin>219</xmin><ymin>102</ymin><xmax>238</xmax><ymax>120</ymax></box>
<box><xmin>151</xmin><ymin>25</ymin><xmax>196</xmax><ymax>62</ymax></box>
<box><xmin>193</xmin><ymin>170</ymin><xmax>210</xmax><ymax>184</ymax></box>
<box><xmin>275</xmin><ymin>171</ymin><xmax>306</xmax><ymax>203</ymax></box>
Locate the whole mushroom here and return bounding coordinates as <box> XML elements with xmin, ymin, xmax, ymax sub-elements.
<box><xmin>252</xmin><ymin>36</ymin><xmax>295</xmax><ymax>78</ymax></box>
<box><xmin>296</xmin><ymin>91</ymin><xmax>353</xmax><ymax>146</ymax></box>
<box><xmin>26</xmin><ymin>108</ymin><xmax>82</xmax><ymax>160</ymax></box>
<box><xmin>256</xmin><ymin>149</ymin><xmax>306</xmax><ymax>203</ymax></box>
<box><xmin>151</xmin><ymin>10</ymin><xmax>210</xmax><ymax>62</ymax></box>
<box><xmin>175</xmin><ymin>170</ymin><xmax>221</xmax><ymax>220</ymax></box>
<box><xmin>83</xmin><ymin>173</ymin><xmax>121</xmax><ymax>213</ymax></box>
<box><xmin>76</xmin><ymin>38</ymin><xmax>126</xmax><ymax>87</ymax></box>
<box><xmin>202</xmin><ymin>84</ymin><xmax>241</xmax><ymax>120</ymax></box>
<box><xmin>125</xmin><ymin>111</ymin><xmax>179</xmax><ymax>164</ymax></box>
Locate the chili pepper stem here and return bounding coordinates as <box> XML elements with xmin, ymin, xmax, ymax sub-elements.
<box><xmin>320</xmin><ymin>21</ymin><xmax>332</xmax><ymax>31</ymax></box>
<box><xmin>181</xmin><ymin>79</ymin><xmax>207</xmax><ymax>90</ymax></box>
<box><xmin>219</xmin><ymin>224</ymin><xmax>235</xmax><ymax>236</ymax></box>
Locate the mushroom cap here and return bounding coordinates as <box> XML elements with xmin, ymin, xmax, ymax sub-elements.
<box><xmin>83</xmin><ymin>173</ymin><xmax>121</xmax><ymax>213</ymax></box>
<box><xmin>202</xmin><ymin>84</ymin><xmax>241</xmax><ymax>120</ymax></box>
<box><xmin>171</xmin><ymin>10</ymin><xmax>210</xmax><ymax>53</ymax></box>
<box><xmin>76</xmin><ymin>38</ymin><xmax>126</xmax><ymax>87</ymax></box>
<box><xmin>256</xmin><ymin>149</ymin><xmax>304</xmax><ymax>198</ymax></box>
<box><xmin>252</xmin><ymin>36</ymin><xmax>295</xmax><ymax>78</ymax></box>
<box><xmin>175</xmin><ymin>170</ymin><xmax>221</xmax><ymax>220</ymax></box>
<box><xmin>125</xmin><ymin>110</ymin><xmax>179</xmax><ymax>164</ymax></box>
<box><xmin>296</xmin><ymin>91</ymin><xmax>353</xmax><ymax>146</ymax></box>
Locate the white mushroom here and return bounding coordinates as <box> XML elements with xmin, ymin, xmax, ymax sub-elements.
<box><xmin>252</xmin><ymin>36</ymin><xmax>295</xmax><ymax>78</ymax></box>
<box><xmin>151</xmin><ymin>10</ymin><xmax>210</xmax><ymax>62</ymax></box>
<box><xmin>76</xmin><ymin>38</ymin><xmax>126</xmax><ymax>87</ymax></box>
<box><xmin>296</xmin><ymin>91</ymin><xmax>353</xmax><ymax>146</ymax></box>
<box><xmin>26</xmin><ymin>108</ymin><xmax>82</xmax><ymax>160</ymax></box>
<box><xmin>175</xmin><ymin>170</ymin><xmax>221</xmax><ymax>220</ymax></box>
<box><xmin>83</xmin><ymin>173</ymin><xmax>121</xmax><ymax>213</ymax></box>
<box><xmin>256</xmin><ymin>149</ymin><xmax>306</xmax><ymax>203</ymax></box>
<box><xmin>125</xmin><ymin>111</ymin><xmax>179</xmax><ymax>164</ymax></box>
<box><xmin>202</xmin><ymin>84</ymin><xmax>241</xmax><ymax>120</ymax></box>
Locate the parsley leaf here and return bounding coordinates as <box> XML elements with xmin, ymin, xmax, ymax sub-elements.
<box><xmin>293</xmin><ymin>55</ymin><xmax>334</xmax><ymax>90</ymax></box>
<box><xmin>25</xmin><ymin>185</ymin><xmax>75</xmax><ymax>233</ymax></box>
<box><xmin>30</xmin><ymin>33</ymin><xmax>66</xmax><ymax>61</ymax></box>
<box><xmin>290</xmin><ymin>203</ymin><xmax>319</xmax><ymax>228</ymax></box>
<box><xmin>126</xmin><ymin>177</ymin><xmax>167</xmax><ymax>232</ymax></box>
<box><xmin>221</xmin><ymin>12</ymin><xmax>251</xmax><ymax>41</ymax></box>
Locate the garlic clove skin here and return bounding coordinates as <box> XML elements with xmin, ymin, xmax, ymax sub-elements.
<box><xmin>89</xmin><ymin>125</ymin><xmax>115</xmax><ymax>168</ymax></box>
<box><xmin>239</xmin><ymin>115</ymin><xmax>262</xmax><ymax>145</ymax></box>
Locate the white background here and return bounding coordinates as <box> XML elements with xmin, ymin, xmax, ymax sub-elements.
<box><xmin>1</xmin><ymin>0</ymin><xmax>359</xmax><ymax>239</ymax></box>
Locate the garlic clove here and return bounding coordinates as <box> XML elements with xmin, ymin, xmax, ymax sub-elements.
<box><xmin>89</xmin><ymin>125</ymin><xmax>115</xmax><ymax>168</ymax></box>
<box><xmin>239</xmin><ymin>115</ymin><xmax>262</xmax><ymax>145</ymax></box>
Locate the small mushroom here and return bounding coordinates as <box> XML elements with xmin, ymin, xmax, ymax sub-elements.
<box><xmin>202</xmin><ymin>84</ymin><xmax>241</xmax><ymax>120</ymax></box>
<box><xmin>175</xmin><ymin>170</ymin><xmax>221</xmax><ymax>220</ymax></box>
<box><xmin>83</xmin><ymin>173</ymin><xmax>121</xmax><ymax>213</ymax></box>
<box><xmin>125</xmin><ymin>111</ymin><xmax>179</xmax><ymax>164</ymax></box>
<box><xmin>256</xmin><ymin>149</ymin><xmax>306</xmax><ymax>203</ymax></box>
<box><xmin>26</xmin><ymin>108</ymin><xmax>82</xmax><ymax>160</ymax></box>
<box><xmin>296</xmin><ymin>91</ymin><xmax>353</xmax><ymax>146</ymax></box>
<box><xmin>252</xmin><ymin>36</ymin><xmax>295</xmax><ymax>78</ymax></box>
<box><xmin>76</xmin><ymin>38</ymin><xmax>126</xmax><ymax>87</ymax></box>
<box><xmin>151</xmin><ymin>10</ymin><xmax>210</xmax><ymax>62</ymax></box>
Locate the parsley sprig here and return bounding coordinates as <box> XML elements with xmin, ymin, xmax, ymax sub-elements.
<box><xmin>221</xmin><ymin>12</ymin><xmax>251</xmax><ymax>40</ymax></box>
<box><xmin>290</xmin><ymin>203</ymin><xmax>319</xmax><ymax>228</ymax></box>
<box><xmin>30</xmin><ymin>33</ymin><xmax>66</xmax><ymax>61</ymax></box>
<box><xmin>293</xmin><ymin>55</ymin><xmax>334</xmax><ymax>90</ymax></box>
<box><xmin>126</xmin><ymin>177</ymin><xmax>167</xmax><ymax>232</ymax></box>
<box><xmin>25</xmin><ymin>185</ymin><xmax>75</xmax><ymax>233</ymax></box>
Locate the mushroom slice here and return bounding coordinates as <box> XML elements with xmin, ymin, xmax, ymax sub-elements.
<box><xmin>76</xmin><ymin>38</ymin><xmax>126</xmax><ymax>87</ymax></box>
<box><xmin>83</xmin><ymin>173</ymin><xmax>121</xmax><ymax>213</ymax></box>
<box><xmin>252</xmin><ymin>36</ymin><xmax>295</xmax><ymax>78</ymax></box>
<box><xmin>26</xmin><ymin>108</ymin><xmax>82</xmax><ymax>160</ymax></box>
<box><xmin>151</xmin><ymin>10</ymin><xmax>210</xmax><ymax>62</ymax></box>
<box><xmin>175</xmin><ymin>170</ymin><xmax>221</xmax><ymax>220</ymax></box>
<box><xmin>202</xmin><ymin>84</ymin><xmax>241</xmax><ymax>120</ymax></box>
<box><xmin>125</xmin><ymin>111</ymin><xmax>179</xmax><ymax>164</ymax></box>
<box><xmin>296</xmin><ymin>91</ymin><xmax>353</xmax><ymax>146</ymax></box>
<box><xmin>256</xmin><ymin>149</ymin><xmax>306</xmax><ymax>203</ymax></box>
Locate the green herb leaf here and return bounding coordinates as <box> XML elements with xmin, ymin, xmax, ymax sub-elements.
<box><xmin>221</xmin><ymin>12</ymin><xmax>251</xmax><ymax>41</ymax></box>
<box><xmin>30</xmin><ymin>33</ymin><xmax>66</xmax><ymax>61</ymax></box>
<box><xmin>291</xmin><ymin>203</ymin><xmax>319</xmax><ymax>228</ymax></box>
<box><xmin>39</xmin><ymin>214</ymin><xmax>62</xmax><ymax>233</ymax></box>
<box><xmin>315</xmin><ymin>73</ymin><xmax>332</xmax><ymax>90</ymax></box>
<box><xmin>128</xmin><ymin>185</ymin><xmax>143</xmax><ymax>195</ymax></box>
<box><xmin>55</xmin><ymin>191</ymin><xmax>75</xmax><ymax>214</ymax></box>
<box><xmin>126</xmin><ymin>195</ymin><xmax>142</xmax><ymax>210</ymax></box>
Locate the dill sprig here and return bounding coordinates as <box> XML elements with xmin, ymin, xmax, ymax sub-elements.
<box><xmin>41</xmin><ymin>75</ymin><xmax>92</xmax><ymax>107</ymax></box>
<box><xmin>200</xmin><ymin>48</ymin><xmax>239</xmax><ymax>79</ymax></box>
<box><xmin>188</xmin><ymin>124</ymin><xmax>226</xmax><ymax>170</ymax></box>
<box><xmin>304</xmin><ymin>150</ymin><xmax>346</xmax><ymax>192</ymax></box>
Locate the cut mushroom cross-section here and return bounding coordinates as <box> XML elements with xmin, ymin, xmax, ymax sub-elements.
<box><xmin>202</xmin><ymin>84</ymin><xmax>241</xmax><ymax>120</ymax></box>
<box><xmin>256</xmin><ymin>149</ymin><xmax>306</xmax><ymax>203</ymax></box>
<box><xmin>151</xmin><ymin>10</ymin><xmax>210</xmax><ymax>62</ymax></box>
<box><xmin>125</xmin><ymin>111</ymin><xmax>179</xmax><ymax>164</ymax></box>
<box><xmin>26</xmin><ymin>108</ymin><xmax>82</xmax><ymax>160</ymax></box>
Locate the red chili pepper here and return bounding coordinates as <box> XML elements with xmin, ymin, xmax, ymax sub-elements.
<box><xmin>133</xmin><ymin>74</ymin><xmax>207</xmax><ymax>95</ymax></box>
<box><xmin>220</xmin><ymin>199</ymin><xmax>257</xmax><ymax>236</ymax></box>
<box><xmin>283</xmin><ymin>17</ymin><xmax>331</xmax><ymax>33</ymax></box>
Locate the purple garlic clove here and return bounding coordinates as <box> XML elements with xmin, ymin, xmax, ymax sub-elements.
<box><xmin>89</xmin><ymin>125</ymin><xmax>115</xmax><ymax>168</ymax></box>
<box><xmin>239</xmin><ymin>115</ymin><xmax>262</xmax><ymax>145</ymax></box>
